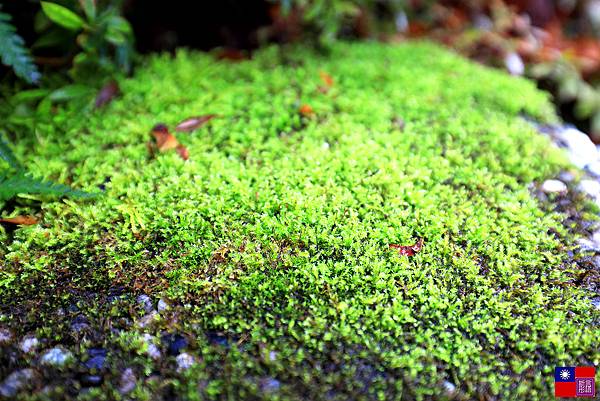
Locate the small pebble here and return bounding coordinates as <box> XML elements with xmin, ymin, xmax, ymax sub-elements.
<box><xmin>0</xmin><ymin>328</ymin><xmax>13</xmax><ymax>345</ymax></box>
<box><xmin>80</xmin><ymin>374</ymin><xmax>102</xmax><ymax>387</ymax></box>
<box><xmin>20</xmin><ymin>336</ymin><xmax>39</xmax><ymax>354</ymax></box>
<box><xmin>504</xmin><ymin>52</ymin><xmax>524</xmax><ymax>76</ymax></box>
<box><xmin>591</xmin><ymin>298</ymin><xmax>600</xmax><ymax>310</ymax></box>
<box><xmin>84</xmin><ymin>348</ymin><xmax>107</xmax><ymax>371</ymax></box>
<box><xmin>137</xmin><ymin>295</ymin><xmax>154</xmax><ymax>313</ymax></box>
<box><xmin>541</xmin><ymin>179</ymin><xmax>567</xmax><ymax>194</ymax></box>
<box><xmin>259</xmin><ymin>377</ymin><xmax>281</xmax><ymax>393</ymax></box>
<box><xmin>40</xmin><ymin>347</ymin><xmax>73</xmax><ymax>366</ymax></box>
<box><xmin>442</xmin><ymin>380</ymin><xmax>457</xmax><ymax>396</ymax></box>
<box><xmin>557</xmin><ymin>171</ymin><xmax>575</xmax><ymax>183</ymax></box>
<box><xmin>162</xmin><ymin>333</ymin><xmax>188</xmax><ymax>356</ymax></box>
<box><xmin>0</xmin><ymin>369</ymin><xmax>36</xmax><ymax>397</ymax></box>
<box><xmin>176</xmin><ymin>352</ymin><xmax>196</xmax><ymax>371</ymax></box>
<box><xmin>157</xmin><ymin>299</ymin><xmax>169</xmax><ymax>313</ymax></box>
<box><xmin>143</xmin><ymin>334</ymin><xmax>161</xmax><ymax>360</ymax></box>
<box><xmin>119</xmin><ymin>368</ymin><xmax>137</xmax><ymax>394</ymax></box>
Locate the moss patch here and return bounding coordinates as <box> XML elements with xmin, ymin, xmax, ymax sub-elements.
<box><xmin>1</xmin><ymin>42</ymin><xmax>598</xmax><ymax>400</ymax></box>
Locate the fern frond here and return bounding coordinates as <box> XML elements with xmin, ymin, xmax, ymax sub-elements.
<box><xmin>0</xmin><ymin>169</ymin><xmax>96</xmax><ymax>201</ymax></box>
<box><xmin>0</xmin><ymin>11</ymin><xmax>40</xmax><ymax>84</ymax></box>
<box><xmin>0</xmin><ymin>133</ymin><xmax>22</xmax><ymax>169</ymax></box>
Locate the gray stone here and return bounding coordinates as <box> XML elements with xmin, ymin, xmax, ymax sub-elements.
<box><xmin>40</xmin><ymin>347</ymin><xmax>73</xmax><ymax>366</ymax></box>
<box><xmin>136</xmin><ymin>295</ymin><xmax>154</xmax><ymax>313</ymax></box>
<box><xmin>176</xmin><ymin>352</ymin><xmax>196</xmax><ymax>371</ymax></box>
<box><xmin>591</xmin><ymin>298</ymin><xmax>600</xmax><ymax>311</ymax></box>
<box><xmin>541</xmin><ymin>179</ymin><xmax>567</xmax><ymax>194</ymax></box>
<box><xmin>119</xmin><ymin>368</ymin><xmax>137</xmax><ymax>394</ymax></box>
<box><xmin>136</xmin><ymin>310</ymin><xmax>159</xmax><ymax>329</ymax></box>
<box><xmin>557</xmin><ymin>171</ymin><xmax>575</xmax><ymax>183</ymax></box>
<box><xmin>20</xmin><ymin>336</ymin><xmax>39</xmax><ymax>354</ymax></box>
<box><xmin>0</xmin><ymin>369</ymin><xmax>36</xmax><ymax>397</ymax></box>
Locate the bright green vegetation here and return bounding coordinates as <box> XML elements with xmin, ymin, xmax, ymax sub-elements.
<box><xmin>1</xmin><ymin>42</ymin><xmax>598</xmax><ymax>400</ymax></box>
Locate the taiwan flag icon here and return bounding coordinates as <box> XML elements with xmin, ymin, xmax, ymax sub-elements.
<box><xmin>555</xmin><ymin>366</ymin><xmax>596</xmax><ymax>398</ymax></box>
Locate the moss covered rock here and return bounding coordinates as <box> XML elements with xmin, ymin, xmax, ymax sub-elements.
<box><xmin>0</xmin><ymin>42</ymin><xmax>598</xmax><ymax>400</ymax></box>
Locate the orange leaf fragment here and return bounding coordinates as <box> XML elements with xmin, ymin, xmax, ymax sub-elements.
<box><xmin>389</xmin><ymin>238</ymin><xmax>424</xmax><ymax>256</ymax></box>
<box><xmin>319</xmin><ymin>71</ymin><xmax>334</xmax><ymax>87</ymax></box>
<box><xmin>175</xmin><ymin>114</ymin><xmax>217</xmax><ymax>132</ymax></box>
<box><xmin>0</xmin><ymin>215</ymin><xmax>38</xmax><ymax>226</ymax></box>
<box><xmin>299</xmin><ymin>104</ymin><xmax>313</xmax><ymax>116</ymax></box>
<box><xmin>176</xmin><ymin>144</ymin><xmax>189</xmax><ymax>160</ymax></box>
<box><xmin>151</xmin><ymin>124</ymin><xmax>178</xmax><ymax>151</ymax></box>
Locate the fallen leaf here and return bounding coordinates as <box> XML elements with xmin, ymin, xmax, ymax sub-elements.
<box><xmin>389</xmin><ymin>238</ymin><xmax>424</xmax><ymax>256</ymax></box>
<box><xmin>151</xmin><ymin>124</ymin><xmax>178</xmax><ymax>151</ymax></box>
<box><xmin>0</xmin><ymin>215</ymin><xmax>38</xmax><ymax>226</ymax></box>
<box><xmin>175</xmin><ymin>114</ymin><xmax>217</xmax><ymax>132</ymax></box>
<box><xmin>175</xmin><ymin>144</ymin><xmax>189</xmax><ymax>160</ymax></box>
<box><xmin>94</xmin><ymin>81</ymin><xmax>120</xmax><ymax>109</ymax></box>
<box><xmin>299</xmin><ymin>104</ymin><xmax>313</xmax><ymax>116</ymax></box>
<box><xmin>216</xmin><ymin>48</ymin><xmax>248</xmax><ymax>62</ymax></box>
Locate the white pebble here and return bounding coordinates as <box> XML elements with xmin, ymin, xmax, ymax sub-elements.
<box><xmin>504</xmin><ymin>52</ymin><xmax>524</xmax><ymax>76</ymax></box>
<box><xmin>119</xmin><ymin>368</ymin><xmax>137</xmax><ymax>394</ymax></box>
<box><xmin>157</xmin><ymin>299</ymin><xmax>169</xmax><ymax>313</ymax></box>
<box><xmin>20</xmin><ymin>336</ymin><xmax>39</xmax><ymax>353</ymax></box>
<box><xmin>143</xmin><ymin>334</ymin><xmax>161</xmax><ymax>360</ymax></box>
<box><xmin>176</xmin><ymin>352</ymin><xmax>196</xmax><ymax>371</ymax></box>
<box><xmin>579</xmin><ymin>179</ymin><xmax>600</xmax><ymax>203</ymax></box>
<box><xmin>0</xmin><ymin>329</ymin><xmax>12</xmax><ymax>345</ymax></box>
<box><xmin>587</xmin><ymin>160</ymin><xmax>600</xmax><ymax>177</ymax></box>
<box><xmin>40</xmin><ymin>348</ymin><xmax>72</xmax><ymax>366</ymax></box>
<box><xmin>541</xmin><ymin>179</ymin><xmax>567</xmax><ymax>194</ymax></box>
<box><xmin>557</xmin><ymin>128</ymin><xmax>598</xmax><ymax>168</ymax></box>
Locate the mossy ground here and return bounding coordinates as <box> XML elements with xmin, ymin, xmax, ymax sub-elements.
<box><xmin>0</xmin><ymin>42</ymin><xmax>598</xmax><ymax>400</ymax></box>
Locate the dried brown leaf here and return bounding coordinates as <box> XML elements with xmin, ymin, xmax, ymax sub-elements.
<box><xmin>0</xmin><ymin>215</ymin><xmax>38</xmax><ymax>226</ymax></box>
<box><xmin>94</xmin><ymin>81</ymin><xmax>120</xmax><ymax>109</ymax></box>
<box><xmin>151</xmin><ymin>124</ymin><xmax>178</xmax><ymax>151</ymax></box>
<box><xmin>389</xmin><ymin>238</ymin><xmax>424</xmax><ymax>256</ymax></box>
<box><xmin>175</xmin><ymin>115</ymin><xmax>217</xmax><ymax>132</ymax></box>
<box><xmin>299</xmin><ymin>104</ymin><xmax>313</xmax><ymax>116</ymax></box>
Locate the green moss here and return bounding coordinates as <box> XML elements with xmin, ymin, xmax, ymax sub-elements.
<box><xmin>1</xmin><ymin>42</ymin><xmax>598</xmax><ymax>400</ymax></box>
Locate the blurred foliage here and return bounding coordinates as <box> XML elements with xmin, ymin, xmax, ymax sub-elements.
<box><xmin>0</xmin><ymin>0</ymin><xmax>134</xmax><ymax>85</ymax></box>
<box><xmin>267</xmin><ymin>0</ymin><xmax>405</xmax><ymax>47</ymax></box>
<box><xmin>0</xmin><ymin>10</ymin><xmax>40</xmax><ymax>84</ymax></box>
<box><xmin>37</xmin><ymin>0</ymin><xmax>134</xmax><ymax>80</ymax></box>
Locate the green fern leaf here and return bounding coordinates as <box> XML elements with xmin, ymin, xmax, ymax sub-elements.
<box><xmin>0</xmin><ymin>170</ymin><xmax>97</xmax><ymax>201</ymax></box>
<box><xmin>0</xmin><ymin>134</ymin><xmax>22</xmax><ymax>169</ymax></box>
<box><xmin>0</xmin><ymin>11</ymin><xmax>41</xmax><ymax>84</ymax></box>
